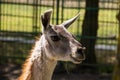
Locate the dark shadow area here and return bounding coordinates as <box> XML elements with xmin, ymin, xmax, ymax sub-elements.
<box><xmin>0</xmin><ymin>63</ymin><xmax>112</xmax><ymax>80</ymax></box>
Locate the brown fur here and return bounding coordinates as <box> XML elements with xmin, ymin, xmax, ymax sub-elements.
<box><xmin>18</xmin><ymin>54</ymin><xmax>33</xmax><ymax>80</ymax></box>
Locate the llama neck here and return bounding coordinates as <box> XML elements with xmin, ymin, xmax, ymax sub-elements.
<box><xmin>31</xmin><ymin>35</ymin><xmax>57</xmax><ymax>80</ymax></box>
<box><xmin>31</xmin><ymin>55</ymin><xmax>57</xmax><ymax>80</ymax></box>
<box><xmin>18</xmin><ymin>36</ymin><xmax>57</xmax><ymax>80</ymax></box>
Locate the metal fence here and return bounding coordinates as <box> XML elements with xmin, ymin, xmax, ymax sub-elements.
<box><xmin>0</xmin><ymin>0</ymin><xmax>119</xmax><ymax>71</ymax></box>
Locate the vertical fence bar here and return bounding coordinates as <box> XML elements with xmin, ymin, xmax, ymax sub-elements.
<box><xmin>112</xmin><ymin>2</ymin><xmax>120</xmax><ymax>80</ymax></box>
<box><xmin>32</xmin><ymin>0</ymin><xmax>38</xmax><ymax>33</ymax></box>
<box><xmin>117</xmin><ymin>1</ymin><xmax>120</xmax><ymax>65</ymax></box>
<box><xmin>52</xmin><ymin>0</ymin><xmax>55</xmax><ymax>24</ymax></box>
<box><xmin>38</xmin><ymin>0</ymin><xmax>41</xmax><ymax>32</ymax></box>
<box><xmin>0</xmin><ymin>0</ymin><xmax>1</xmax><ymax>31</ymax></box>
<box><xmin>61</xmin><ymin>0</ymin><xmax>64</xmax><ymax>23</ymax></box>
<box><xmin>77</xmin><ymin>0</ymin><xmax>80</xmax><ymax>34</ymax></box>
<box><xmin>56</xmin><ymin>0</ymin><xmax>60</xmax><ymax>25</ymax></box>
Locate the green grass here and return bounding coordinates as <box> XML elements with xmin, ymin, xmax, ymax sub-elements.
<box><xmin>0</xmin><ymin>41</ymin><xmax>33</xmax><ymax>64</ymax></box>
<box><xmin>1</xmin><ymin>4</ymin><xmax>118</xmax><ymax>36</ymax></box>
<box><xmin>0</xmin><ymin>3</ymin><xmax>118</xmax><ymax>73</ymax></box>
<box><xmin>1</xmin><ymin>3</ymin><xmax>118</xmax><ymax>45</ymax></box>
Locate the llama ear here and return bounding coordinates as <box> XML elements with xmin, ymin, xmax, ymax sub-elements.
<box><xmin>41</xmin><ymin>9</ymin><xmax>52</xmax><ymax>32</ymax></box>
<box><xmin>61</xmin><ymin>13</ymin><xmax>80</xmax><ymax>28</ymax></box>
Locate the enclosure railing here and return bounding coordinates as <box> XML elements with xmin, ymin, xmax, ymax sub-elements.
<box><xmin>0</xmin><ymin>0</ymin><xmax>119</xmax><ymax>72</ymax></box>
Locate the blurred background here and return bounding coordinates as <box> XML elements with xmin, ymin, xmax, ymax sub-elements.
<box><xmin>0</xmin><ymin>0</ymin><xmax>120</xmax><ymax>80</ymax></box>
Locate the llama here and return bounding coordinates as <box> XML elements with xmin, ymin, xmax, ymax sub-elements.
<box><xmin>18</xmin><ymin>9</ymin><xmax>85</xmax><ymax>80</ymax></box>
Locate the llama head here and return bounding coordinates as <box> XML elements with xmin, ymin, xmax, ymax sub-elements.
<box><xmin>40</xmin><ymin>9</ymin><xmax>85</xmax><ymax>64</ymax></box>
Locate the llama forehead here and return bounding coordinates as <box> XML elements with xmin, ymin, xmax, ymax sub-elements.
<box><xmin>51</xmin><ymin>25</ymin><xmax>73</xmax><ymax>38</ymax></box>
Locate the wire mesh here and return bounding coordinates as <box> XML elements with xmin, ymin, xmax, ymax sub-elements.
<box><xmin>0</xmin><ymin>0</ymin><xmax>119</xmax><ymax>72</ymax></box>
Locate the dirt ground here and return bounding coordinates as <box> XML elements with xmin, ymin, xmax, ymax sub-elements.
<box><xmin>0</xmin><ymin>64</ymin><xmax>112</xmax><ymax>80</ymax></box>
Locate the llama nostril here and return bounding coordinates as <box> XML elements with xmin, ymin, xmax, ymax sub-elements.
<box><xmin>77</xmin><ymin>49</ymin><xmax>82</xmax><ymax>54</ymax></box>
<box><xmin>77</xmin><ymin>47</ymin><xmax>86</xmax><ymax>53</ymax></box>
<box><xmin>77</xmin><ymin>48</ymin><xmax>85</xmax><ymax>57</ymax></box>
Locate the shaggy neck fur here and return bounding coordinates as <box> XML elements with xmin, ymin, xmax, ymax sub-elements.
<box><xmin>18</xmin><ymin>36</ymin><xmax>57</xmax><ymax>80</ymax></box>
<box><xmin>31</xmin><ymin>54</ymin><xmax>57</xmax><ymax>80</ymax></box>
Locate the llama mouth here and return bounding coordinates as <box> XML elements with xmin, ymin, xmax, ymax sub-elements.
<box><xmin>70</xmin><ymin>55</ymin><xmax>83</xmax><ymax>63</ymax></box>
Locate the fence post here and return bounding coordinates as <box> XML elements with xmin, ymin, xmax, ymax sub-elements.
<box><xmin>0</xmin><ymin>1</ymin><xmax>1</xmax><ymax>31</ymax></box>
<box><xmin>77</xmin><ymin>0</ymin><xmax>80</xmax><ymax>34</ymax></box>
<box><xmin>117</xmin><ymin>3</ymin><xmax>120</xmax><ymax>64</ymax></box>
<box><xmin>112</xmin><ymin>2</ymin><xmax>120</xmax><ymax>80</ymax></box>
<box><xmin>51</xmin><ymin>0</ymin><xmax>55</xmax><ymax>24</ymax></box>
<box><xmin>32</xmin><ymin>0</ymin><xmax>38</xmax><ymax>33</ymax></box>
<box><xmin>61</xmin><ymin>0</ymin><xmax>64</xmax><ymax>23</ymax></box>
<box><xmin>56</xmin><ymin>0</ymin><xmax>60</xmax><ymax>25</ymax></box>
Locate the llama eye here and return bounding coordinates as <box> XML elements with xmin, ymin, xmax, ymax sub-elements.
<box><xmin>51</xmin><ymin>36</ymin><xmax>60</xmax><ymax>41</ymax></box>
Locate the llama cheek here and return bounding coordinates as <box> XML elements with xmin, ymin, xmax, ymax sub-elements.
<box><xmin>45</xmin><ymin>48</ymin><xmax>56</xmax><ymax>60</ymax></box>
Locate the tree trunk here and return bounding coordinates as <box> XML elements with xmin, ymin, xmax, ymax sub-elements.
<box><xmin>112</xmin><ymin>8</ymin><xmax>120</xmax><ymax>80</ymax></box>
<box><xmin>80</xmin><ymin>0</ymin><xmax>99</xmax><ymax>70</ymax></box>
